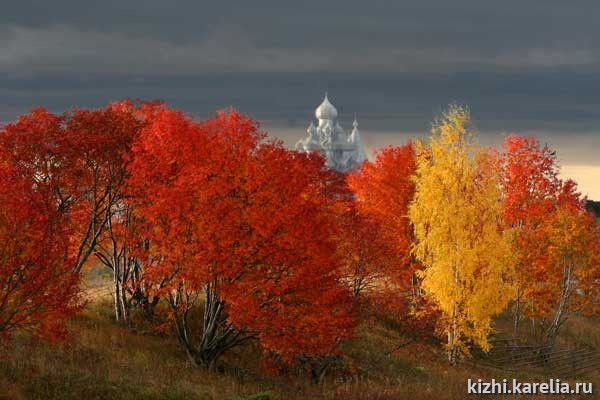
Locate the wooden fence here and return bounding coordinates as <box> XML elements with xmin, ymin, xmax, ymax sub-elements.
<box><xmin>469</xmin><ymin>339</ymin><xmax>600</xmax><ymax>378</ymax></box>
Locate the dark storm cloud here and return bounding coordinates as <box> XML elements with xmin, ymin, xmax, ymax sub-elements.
<box><xmin>2</xmin><ymin>1</ymin><xmax>599</xmax><ymax>74</ymax></box>
<box><xmin>2</xmin><ymin>0</ymin><xmax>599</xmax><ymax>196</ymax></box>
<box><xmin>1</xmin><ymin>0</ymin><xmax>600</xmax><ymax>138</ymax></box>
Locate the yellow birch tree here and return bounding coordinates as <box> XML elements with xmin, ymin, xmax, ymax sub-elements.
<box><xmin>408</xmin><ymin>105</ymin><xmax>514</xmax><ymax>364</ymax></box>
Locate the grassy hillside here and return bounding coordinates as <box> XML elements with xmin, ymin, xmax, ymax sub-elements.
<box><xmin>1</xmin><ymin>289</ymin><xmax>599</xmax><ymax>400</ymax></box>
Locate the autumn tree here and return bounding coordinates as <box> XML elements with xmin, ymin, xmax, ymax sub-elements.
<box><xmin>0</xmin><ymin>162</ymin><xmax>80</xmax><ymax>342</ymax></box>
<box><xmin>347</xmin><ymin>144</ymin><xmax>416</xmax><ymax>276</ymax></box>
<box><xmin>0</xmin><ymin>101</ymin><xmax>158</xmax><ymax>327</ymax></box>
<box><xmin>525</xmin><ymin>180</ymin><xmax>600</xmax><ymax>349</ymax></box>
<box><xmin>499</xmin><ymin>135</ymin><xmax>600</xmax><ymax>346</ymax></box>
<box><xmin>499</xmin><ymin>135</ymin><xmax>561</xmax><ymax>339</ymax></box>
<box><xmin>93</xmin><ymin>200</ymin><xmax>160</xmax><ymax>327</ymax></box>
<box><xmin>543</xmin><ymin>199</ymin><xmax>599</xmax><ymax>349</ymax></box>
<box><xmin>336</xmin><ymin>208</ymin><xmax>398</xmax><ymax>298</ymax></box>
<box><xmin>64</xmin><ymin>102</ymin><xmax>149</xmax><ymax>279</ymax></box>
<box><xmin>344</xmin><ymin>144</ymin><xmax>423</xmax><ymax>321</ymax></box>
<box><xmin>128</xmin><ymin>108</ymin><xmax>356</xmax><ymax>370</ymax></box>
<box><xmin>408</xmin><ymin>105</ymin><xmax>514</xmax><ymax>364</ymax></box>
<box><xmin>89</xmin><ymin>101</ymin><xmax>163</xmax><ymax>326</ymax></box>
<box><xmin>0</xmin><ymin>103</ymin><xmax>141</xmax><ymax>272</ymax></box>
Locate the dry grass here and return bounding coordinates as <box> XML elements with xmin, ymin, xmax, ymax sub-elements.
<box><xmin>0</xmin><ymin>293</ymin><xmax>599</xmax><ymax>399</ymax></box>
<box><xmin>0</xmin><ymin>300</ymin><xmax>254</xmax><ymax>399</ymax></box>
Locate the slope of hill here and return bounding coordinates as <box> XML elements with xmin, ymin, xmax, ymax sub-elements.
<box><xmin>1</xmin><ymin>293</ymin><xmax>599</xmax><ymax>400</ymax></box>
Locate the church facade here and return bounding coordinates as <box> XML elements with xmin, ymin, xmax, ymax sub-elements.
<box><xmin>295</xmin><ymin>94</ymin><xmax>367</xmax><ymax>172</ymax></box>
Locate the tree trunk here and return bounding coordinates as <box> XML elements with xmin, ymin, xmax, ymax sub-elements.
<box><xmin>110</xmin><ymin>251</ymin><xmax>133</xmax><ymax>328</ymax></box>
<box><xmin>448</xmin><ymin>303</ymin><xmax>458</xmax><ymax>365</ymax></box>
<box><xmin>512</xmin><ymin>288</ymin><xmax>521</xmax><ymax>342</ymax></box>
<box><xmin>311</xmin><ymin>360</ymin><xmax>331</xmax><ymax>385</ymax></box>
<box><xmin>448</xmin><ymin>261</ymin><xmax>459</xmax><ymax>365</ymax></box>
<box><xmin>113</xmin><ymin>263</ymin><xmax>122</xmax><ymax>322</ymax></box>
<box><xmin>545</xmin><ymin>260</ymin><xmax>572</xmax><ymax>351</ymax></box>
<box><xmin>171</xmin><ymin>281</ymin><xmax>255</xmax><ymax>370</ymax></box>
<box><xmin>120</xmin><ymin>281</ymin><xmax>131</xmax><ymax>329</ymax></box>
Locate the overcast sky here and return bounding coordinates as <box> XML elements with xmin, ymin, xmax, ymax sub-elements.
<box><xmin>2</xmin><ymin>0</ymin><xmax>599</xmax><ymax>197</ymax></box>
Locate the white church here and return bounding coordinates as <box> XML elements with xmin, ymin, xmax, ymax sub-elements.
<box><xmin>295</xmin><ymin>94</ymin><xmax>367</xmax><ymax>172</ymax></box>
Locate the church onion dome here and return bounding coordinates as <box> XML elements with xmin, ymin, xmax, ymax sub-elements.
<box><xmin>315</xmin><ymin>93</ymin><xmax>338</xmax><ymax>120</ymax></box>
<box><xmin>349</xmin><ymin>116</ymin><xmax>360</xmax><ymax>143</ymax></box>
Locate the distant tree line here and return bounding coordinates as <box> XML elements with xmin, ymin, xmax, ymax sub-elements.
<box><xmin>586</xmin><ymin>200</ymin><xmax>600</xmax><ymax>221</ymax></box>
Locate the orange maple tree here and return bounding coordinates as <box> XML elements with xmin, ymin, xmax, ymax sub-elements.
<box><xmin>344</xmin><ymin>143</ymin><xmax>440</xmax><ymax>347</ymax></box>
<box><xmin>128</xmin><ymin>107</ymin><xmax>356</xmax><ymax>369</ymax></box>
<box><xmin>0</xmin><ymin>161</ymin><xmax>80</xmax><ymax>342</ymax></box>
<box><xmin>0</xmin><ymin>101</ymin><xmax>161</xmax><ymax>331</ymax></box>
<box><xmin>500</xmin><ymin>134</ymin><xmax>600</xmax><ymax>345</ymax></box>
<box><xmin>346</xmin><ymin>144</ymin><xmax>419</xmax><ymax>306</ymax></box>
<box><xmin>0</xmin><ymin>102</ymin><xmax>145</xmax><ymax>274</ymax></box>
<box><xmin>543</xmin><ymin>198</ymin><xmax>599</xmax><ymax>348</ymax></box>
<box><xmin>337</xmin><ymin>207</ymin><xmax>399</xmax><ymax>298</ymax></box>
<box><xmin>500</xmin><ymin>135</ymin><xmax>561</xmax><ymax>337</ymax></box>
<box><xmin>347</xmin><ymin>144</ymin><xmax>417</xmax><ymax>277</ymax></box>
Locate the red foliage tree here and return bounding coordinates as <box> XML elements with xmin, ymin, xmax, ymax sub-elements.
<box><xmin>344</xmin><ymin>143</ymin><xmax>439</xmax><ymax>346</ymax></box>
<box><xmin>0</xmin><ymin>162</ymin><xmax>80</xmax><ymax>342</ymax></box>
<box><xmin>0</xmin><ymin>101</ymin><xmax>158</xmax><ymax>329</ymax></box>
<box><xmin>500</xmin><ymin>134</ymin><xmax>561</xmax><ymax>338</ymax></box>
<box><xmin>337</xmin><ymin>207</ymin><xmax>399</xmax><ymax>298</ymax></box>
<box><xmin>346</xmin><ymin>144</ymin><xmax>419</xmax><ymax>307</ymax></box>
<box><xmin>128</xmin><ymin>108</ymin><xmax>356</xmax><ymax>369</ymax></box>
<box><xmin>542</xmin><ymin>199</ymin><xmax>599</xmax><ymax>348</ymax></box>
<box><xmin>500</xmin><ymin>134</ymin><xmax>600</xmax><ymax>345</ymax></box>
<box><xmin>0</xmin><ymin>102</ymin><xmax>146</xmax><ymax>274</ymax></box>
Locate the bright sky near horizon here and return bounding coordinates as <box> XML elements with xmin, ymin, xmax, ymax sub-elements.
<box><xmin>269</xmin><ymin>122</ymin><xmax>600</xmax><ymax>200</ymax></box>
